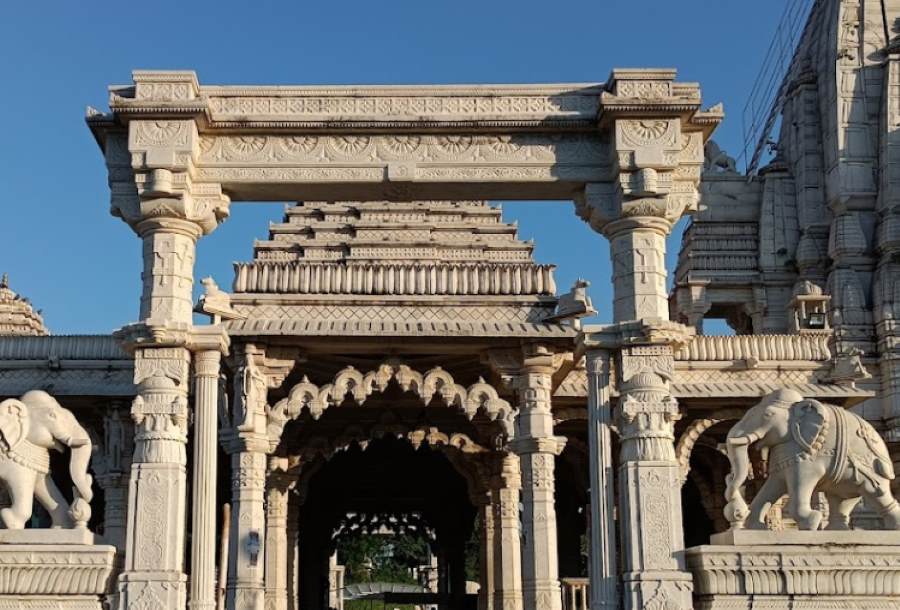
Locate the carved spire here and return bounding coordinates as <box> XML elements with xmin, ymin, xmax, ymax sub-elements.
<box><xmin>0</xmin><ymin>273</ymin><xmax>48</xmax><ymax>336</ymax></box>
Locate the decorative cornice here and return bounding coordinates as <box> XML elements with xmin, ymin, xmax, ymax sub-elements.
<box><xmin>233</xmin><ymin>261</ymin><xmax>557</xmax><ymax>296</ymax></box>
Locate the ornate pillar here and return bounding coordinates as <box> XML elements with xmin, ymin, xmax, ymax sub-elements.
<box><xmin>223</xmin><ymin>344</ymin><xmax>272</xmax><ymax>610</ymax></box>
<box><xmin>581</xmin><ymin>323</ymin><xmax>694</xmax><ymax>610</ymax></box>
<box><xmin>102</xmin><ymin>71</ymin><xmax>230</xmax><ymax>610</ymax></box>
<box><xmin>511</xmin><ymin>345</ymin><xmax>565</xmax><ymax>610</ymax></box>
<box><xmin>189</xmin><ymin>330</ymin><xmax>229</xmax><ymax>610</ymax></box>
<box><xmin>584</xmin><ymin>349</ymin><xmax>617</xmax><ymax>610</ymax></box>
<box><xmin>615</xmin><ymin>337</ymin><xmax>692</xmax><ymax>608</ymax></box>
<box><xmin>491</xmin><ymin>453</ymin><xmax>523</xmax><ymax>610</ymax></box>
<box><xmin>265</xmin><ymin>459</ymin><xmax>294</xmax><ymax>610</ymax></box>
<box><xmin>92</xmin><ymin>402</ymin><xmax>133</xmax><ymax>554</ymax></box>
<box><xmin>224</xmin><ymin>444</ymin><xmax>267</xmax><ymax>610</ymax></box>
<box><xmin>575</xmin><ymin>71</ymin><xmax>712</xmax><ymax>610</ymax></box>
<box><xmin>115</xmin><ymin>331</ymin><xmax>193</xmax><ymax>609</ymax></box>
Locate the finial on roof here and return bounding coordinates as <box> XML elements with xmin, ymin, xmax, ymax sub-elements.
<box><xmin>0</xmin><ymin>273</ymin><xmax>49</xmax><ymax>336</ymax></box>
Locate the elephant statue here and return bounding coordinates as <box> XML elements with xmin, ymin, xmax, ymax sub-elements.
<box><xmin>724</xmin><ymin>388</ymin><xmax>900</xmax><ymax>531</ymax></box>
<box><xmin>0</xmin><ymin>390</ymin><xmax>94</xmax><ymax>529</ymax></box>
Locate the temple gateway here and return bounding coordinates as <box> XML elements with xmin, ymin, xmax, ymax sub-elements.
<box><xmin>3</xmin><ymin>2</ymin><xmax>900</xmax><ymax>609</ymax></box>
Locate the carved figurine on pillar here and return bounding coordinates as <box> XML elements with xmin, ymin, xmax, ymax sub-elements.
<box><xmin>221</xmin><ymin>344</ymin><xmax>276</xmax><ymax>610</ymax></box>
<box><xmin>91</xmin><ymin>402</ymin><xmax>134</xmax><ymax>552</ymax></box>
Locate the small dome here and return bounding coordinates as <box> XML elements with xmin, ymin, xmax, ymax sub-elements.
<box><xmin>0</xmin><ymin>273</ymin><xmax>48</xmax><ymax>336</ymax></box>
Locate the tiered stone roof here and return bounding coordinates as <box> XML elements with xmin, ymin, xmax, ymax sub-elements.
<box><xmin>227</xmin><ymin>201</ymin><xmax>568</xmax><ymax>339</ymax></box>
<box><xmin>0</xmin><ymin>274</ymin><xmax>48</xmax><ymax>337</ymax></box>
<box><xmin>233</xmin><ymin>201</ymin><xmax>556</xmax><ymax>297</ymax></box>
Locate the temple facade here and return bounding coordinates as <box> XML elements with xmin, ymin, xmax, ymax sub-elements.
<box><xmin>2</xmin><ymin>2</ymin><xmax>900</xmax><ymax>609</ymax></box>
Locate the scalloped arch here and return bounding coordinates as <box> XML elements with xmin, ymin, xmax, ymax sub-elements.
<box><xmin>266</xmin><ymin>362</ymin><xmax>514</xmax><ymax>447</ymax></box>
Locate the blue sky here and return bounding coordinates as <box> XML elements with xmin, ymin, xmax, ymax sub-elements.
<box><xmin>0</xmin><ymin>0</ymin><xmax>787</xmax><ymax>334</ymax></box>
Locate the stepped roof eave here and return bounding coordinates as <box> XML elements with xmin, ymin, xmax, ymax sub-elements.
<box><xmin>0</xmin><ymin>334</ymin><xmax>129</xmax><ymax>361</ymax></box>
<box><xmin>222</xmin><ymin>317</ymin><xmax>577</xmax><ymax>341</ymax></box>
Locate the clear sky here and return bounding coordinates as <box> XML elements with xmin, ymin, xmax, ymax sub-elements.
<box><xmin>0</xmin><ymin>0</ymin><xmax>788</xmax><ymax>334</ymax></box>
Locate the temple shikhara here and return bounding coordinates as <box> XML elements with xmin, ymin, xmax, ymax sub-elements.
<box><xmin>4</xmin><ymin>1</ymin><xmax>900</xmax><ymax>609</ymax></box>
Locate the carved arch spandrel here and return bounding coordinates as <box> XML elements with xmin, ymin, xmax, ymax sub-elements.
<box><xmin>266</xmin><ymin>362</ymin><xmax>515</xmax><ymax>449</ymax></box>
<box><xmin>675</xmin><ymin>408</ymin><xmax>744</xmax><ymax>484</ymax></box>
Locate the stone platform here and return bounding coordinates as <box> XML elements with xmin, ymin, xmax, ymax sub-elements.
<box><xmin>686</xmin><ymin>530</ymin><xmax>900</xmax><ymax>609</ymax></box>
<box><xmin>0</xmin><ymin>534</ymin><xmax>117</xmax><ymax>610</ymax></box>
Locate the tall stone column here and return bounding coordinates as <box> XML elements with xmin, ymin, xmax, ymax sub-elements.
<box><xmin>223</xmin><ymin>345</ymin><xmax>272</xmax><ymax>610</ymax></box>
<box><xmin>115</xmin><ymin>333</ymin><xmax>193</xmax><ymax>609</ymax></box>
<box><xmin>103</xmin><ymin>71</ymin><xmax>230</xmax><ymax>610</ymax></box>
<box><xmin>491</xmin><ymin>453</ymin><xmax>523</xmax><ymax>610</ymax></box>
<box><xmin>615</xmin><ymin>338</ymin><xmax>692</xmax><ymax>609</ymax></box>
<box><xmin>575</xmin><ymin>71</ymin><xmax>711</xmax><ymax>610</ymax></box>
<box><xmin>224</xmin><ymin>444</ymin><xmax>268</xmax><ymax>610</ymax></box>
<box><xmin>189</xmin><ymin>331</ymin><xmax>229</xmax><ymax>610</ymax></box>
<box><xmin>265</xmin><ymin>460</ymin><xmax>294</xmax><ymax>610</ymax></box>
<box><xmin>580</xmin><ymin>324</ymin><xmax>694</xmax><ymax>610</ymax></box>
<box><xmin>511</xmin><ymin>346</ymin><xmax>565</xmax><ymax>610</ymax></box>
<box><xmin>584</xmin><ymin>350</ymin><xmax>617</xmax><ymax>610</ymax></box>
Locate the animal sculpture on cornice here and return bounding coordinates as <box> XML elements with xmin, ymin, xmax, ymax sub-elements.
<box><xmin>724</xmin><ymin>388</ymin><xmax>900</xmax><ymax>531</ymax></box>
<box><xmin>0</xmin><ymin>390</ymin><xmax>94</xmax><ymax>529</ymax></box>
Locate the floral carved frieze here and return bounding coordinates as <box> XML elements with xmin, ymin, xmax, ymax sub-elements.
<box><xmin>266</xmin><ymin>362</ymin><xmax>515</xmax><ymax>450</ymax></box>
<box><xmin>198</xmin><ymin>133</ymin><xmax>609</xmax><ymax>167</ymax></box>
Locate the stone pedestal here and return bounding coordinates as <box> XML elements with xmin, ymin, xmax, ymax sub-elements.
<box><xmin>0</xmin><ymin>536</ymin><xmax>117</xmax><ymax>610</ymax></box>
<box><xmin>687</xmin><ymin>530</ymin><xmax>900</xmax><ymax>609</ymax></box>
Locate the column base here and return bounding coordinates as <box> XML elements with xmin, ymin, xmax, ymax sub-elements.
<box><xmin>621</xmin><ymin>571</ymin><xmax>693</xmax><ymax>610</ymax></box>
<box><xmin>523</xmin><ymin>581</ymin><xmax>563</xmax><ymax>610</ymax></box>
<box><xmin>118</xmin><ymin>572</ymin><xmax>187</xmax><ymax>610</ymax></box>
<box><xmin>226</xmin><ymin>585</ymin><xmax>265</xmax><ymax>610</ymax></box>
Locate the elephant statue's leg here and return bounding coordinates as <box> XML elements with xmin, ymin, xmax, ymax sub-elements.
<box><xmin>746</xmin><ymin>474</ymin><xmax>786</xmax><ymax>529</ymax></box>
<box><xmin>34</xmin><ymin>474</ymin><xmax>72</xmax><ymax>528</ymax></box>
<box><xmin>0</xmin><ymin>469</ymin><xmax>36</xmax><ymax>529</ymax></box>
<box><xmin>860</xmin><ymin>488</ymin><xmax>900</xmax><ymax>529</ymax></box>
<box><xmin>787</xmin><ymin>468</ymin><xmax>822</xmax><ymax>530</ymax></box>
<box><xmin>825</xmin><ymin>495</ymin><xmax>859</xmax><ymax>531</ymax></box>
